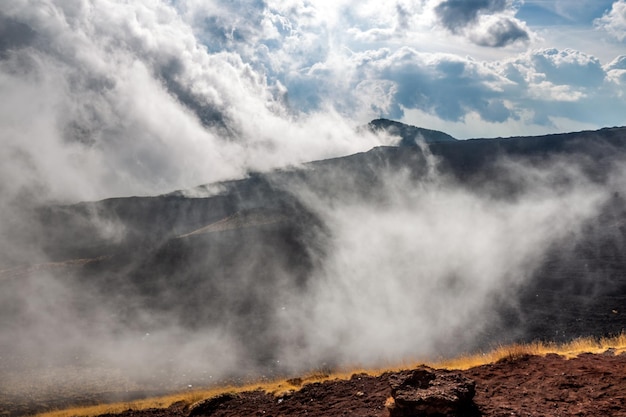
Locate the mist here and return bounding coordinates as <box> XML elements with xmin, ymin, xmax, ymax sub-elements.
<box><xmin>269</xmin><ymin>142</ymin><xmax>615</xmax><ymax>368</ymax></box>
<box><xmin>1</xmin><ymin>0</ymin><xmax>626</xmax><ymax>411</ymax></box>
<box><xmin>4</xmin><ymin>132</ymin><xmax>623</xmax><ymax>398</ymax></box>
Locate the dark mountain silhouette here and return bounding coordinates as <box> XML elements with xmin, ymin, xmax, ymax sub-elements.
<box><xmin>3</xmin><ymin>120</ymin><xmax>626</xmax><ymax>378</ymax></box>
<box><xmin>368</xmin><ymin>118</ymin><xmax>457</xmax><ymax>145</ymax></box>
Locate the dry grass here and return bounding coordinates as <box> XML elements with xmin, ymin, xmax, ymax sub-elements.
<box><xmin>31</xmin><ymin>374</ymin><xmax>320</xmax><ymax>417</ymax></box>
<box><xmin>32</xmin><ymin>386</ymin><xmax>247</xmax><ymax>417</ymax></box>
<box><xmin>34</xmin><ymin>332</ymin><xmax>626</xmax><ymax>417</ymax></box>
<box><xmin>432</xmin><ymin>333</ymin><xmax>626</xmax><ymax>370</ymax></box>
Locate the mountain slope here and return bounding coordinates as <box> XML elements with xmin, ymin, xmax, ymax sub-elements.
<box><xmin>2</xmin><ymin>121</ymin><xmax>626</xmax><ymax>412</ymax></box>
<box><xmin>368</xmin><ymin>118</ymin><xmax>457</xmax><ymax>144</ymax></box>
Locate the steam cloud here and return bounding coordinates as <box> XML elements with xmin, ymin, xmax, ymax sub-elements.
<box><xmin>2</xmin><ymin>136</ymin><xmax>619</xmax><ymax>394</ymax></box>
<box><xmin>1</xmin><ymin>0</ymin><xmax>625</xmax><ymax>405</ymax></box>
<box><xmin>434</xmin><ymin>0</ymin><xmax>529</xmax><ymax>47</ymax></box>
<box><xmin>275</xmin><ymin>145</ymin><xmax>613</xmax><ymax>368</ymax></box>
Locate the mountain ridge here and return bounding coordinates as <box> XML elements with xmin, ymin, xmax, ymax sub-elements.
<box><xmin>3</xmin><ymin>120</ymin><xmax>626</xmax><ymax>416</ymax></box>
<box><xmin>367</xmin><ymin>118</ymin><xmax>457</xmax><ymax>145</ymax></box>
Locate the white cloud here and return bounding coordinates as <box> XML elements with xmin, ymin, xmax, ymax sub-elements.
<box><xmin>527</xmin><ymin>81</ymin><xmax>586</xmax><ymax>102</ymax></box>
<box><xmin>340</xmin><ymin>47</ymin><xmax>517</xmax><ymax>122</ymax></box>
<box><xmin>606</xmin><ymin>55</ymin><xmax>626</xmax><ymax>70</ymax></box>
<box><xmin>508</xmin><ymin>48</ymin><xmax>605</xmax><ymax>87</ymax></box>
<box><xmin>485</xmin><ymin>48</ymin><xmax>625</xmax><ymax>126</ymax></box>
<box><xmin>0</xmin><ymin>0</ymin><xmax>383</xmax><ymax>204</ymax></box>
<box><xmin>351</xmin><ymin>46</ymin><xmax>624</xmax><ymax>133</ymax></box>
<box><xmin>163</xmin><ymin>1</ymin><xmax>624</xmax><ymax>134</ymax></box>
<box><xmin>605</xmin><ymin>55</ymin><xmax>626</xmax><ymax>88</ymax></box>
<box><xmin>302</xmin><ymin>45</ymin><xmax>622</xmax><ymax>130</ymax></box>
<box><xmin>595</xmin><ymin>0</ymin><xmax>626</xmax><ymax>41</ymax></box>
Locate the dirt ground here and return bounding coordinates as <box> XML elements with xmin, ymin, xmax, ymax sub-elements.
<box><xmin>90</xmin><ymin>351</ymin><xmax>626</xmax><ymax>417</ymax></box>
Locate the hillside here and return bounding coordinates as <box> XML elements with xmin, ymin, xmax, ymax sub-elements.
<box><xmin>92</xmin><ymin>352</ymin><xmax>626</xmax><ymax>417</ymax></box>
<box><xmin>2</xmin><ymin>120</ymin><xmax>626</xmax><ymax>416</ymax></box>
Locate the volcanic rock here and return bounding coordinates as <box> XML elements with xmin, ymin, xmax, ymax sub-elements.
<box><xmin>388</xmin><ymin>367</ymin><xmax>476</xmax><ymax>416</ymax></box>
<box><xmin>187</xmin><ymin>392</ymin><xmax>239</xmax><ymax>417</ymax></box>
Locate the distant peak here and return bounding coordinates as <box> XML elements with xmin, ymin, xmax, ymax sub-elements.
<box><xmin>368</xmin><ymin>119</ymin><xmax>457</xmax><ymax>146</ymax></box>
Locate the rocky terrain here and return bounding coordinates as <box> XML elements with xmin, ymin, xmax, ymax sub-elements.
<box><xmin>97</xmin><ymin>351</ymin><xmax>626</xmax><ymax>417</ymax></box>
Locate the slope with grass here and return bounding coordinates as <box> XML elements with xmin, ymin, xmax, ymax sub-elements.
<box><xmin>32</xmin><ymin>334</ymin><xmax>626</xmax><ymax>417</ymax></box>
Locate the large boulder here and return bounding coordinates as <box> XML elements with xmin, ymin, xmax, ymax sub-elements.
<box><xmin>387</xmin><ymin>367</ymin><xmax>476</xmax><ymax>416</ymax></box>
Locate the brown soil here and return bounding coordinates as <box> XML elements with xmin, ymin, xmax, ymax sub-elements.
<box><xmin>94</xmin><ymin>351</ymin><xmax>626</xmax><ymax>417</ymax></box>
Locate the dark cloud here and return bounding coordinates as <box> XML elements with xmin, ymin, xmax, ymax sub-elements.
<box><xmin>0</xmin><ymin>14</ymin><xmax>36</xmax><ymax>56</ymax></box>
<box><xmin>395</xmin><ymin>3</ymin><xmax>412</xmax><ymax>32</ymax></box>
<box><xmin>434</xmin><ymin>0</ymin><xmax>507</xmax><ymax>32</ymax></box>
<box><xmin>157</xmin><ymin>57</ymin><xmax>231</xmax><ymax>133</ymax></box>
<box><xmin>472</xmin><ymin>17</ymin><xmax>529</xmax><ymax>47</ymax></box>
<box><xmin>434</xmin><ymin>0</ymin><xmax>530</xmax><ymax>47</ymax></box>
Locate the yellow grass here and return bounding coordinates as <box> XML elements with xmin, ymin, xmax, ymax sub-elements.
<box><xmin>34</xmin><ymin>332</ymin><xmax>626</xmax><ymax>417</ymax></box>
<box><xmin>432</xmin><ymin>333</ymin><xmax>626</xmax><ymax>370</ymax></box>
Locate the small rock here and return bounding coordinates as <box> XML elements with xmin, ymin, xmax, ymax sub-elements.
<box><xmin>286</xmin><ymin>377</ymin><xmax>303</xmax><ymax>386</ymax></box>
<box><xmin>602</xmin><ymin>347</ymin><xmax>616</xmax><ymax>356</ymax></box>
<box><xmin>187</xmin><ymin>392</ymin><xmax>239</xmax><ymax>417</ymax></box>
<box><xmin>388</xmin><ymin>366</ymin><xmax>476</xmax><ymax>417</ymax></box>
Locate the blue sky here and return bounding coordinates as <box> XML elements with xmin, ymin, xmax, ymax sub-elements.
<box><xmin>518</xmin><ymin>0</ymin><xmax>615</xmax><ymax>24</ymax></box>
<box><xmin>0</xmin><ymin>1</ymin><xmax>625</xmax><ymax>198</ymax></box>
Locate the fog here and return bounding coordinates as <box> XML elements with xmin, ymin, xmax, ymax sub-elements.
<box><xmin>273</xmin><ymin>145</ymin><xmax>612</xmax><ymax>368</ymax></box>
<box><xmin>4</xmin><ymin>134</ymin><xmax>620</xmax><ymax>399</ymax></box>
<box><xmin>1</xmin><ymin>0</ymin><xmax>625</xmax><ymax>407</ymax></box>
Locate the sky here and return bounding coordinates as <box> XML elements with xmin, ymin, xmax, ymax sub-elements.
<box><xmin>168</xmin><ymin>0</ymin><xmax>626</xmax><ymax>140</ymax></box>
<box><xmin>0</xmin><ymin>0</ymin><xmax>625</xmax><ymax>199</ymax></box>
